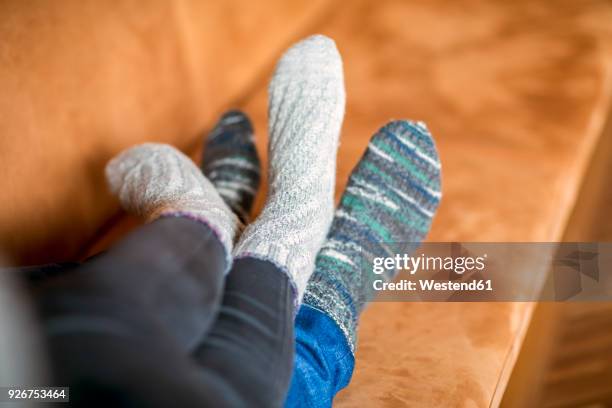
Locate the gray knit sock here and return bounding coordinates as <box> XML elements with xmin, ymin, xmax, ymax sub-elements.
<box><xmin>234</xmin><ymin>34</ymin><xmax>345</xmax><ymax>303</ymax></box>
<box><xmin>106</xmin><ymin>143</ymin><xmax>240</xmax><ymax>271</ymax></box>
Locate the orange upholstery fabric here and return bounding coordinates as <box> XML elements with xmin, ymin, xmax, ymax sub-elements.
<box><xmin>2</xmin><ymin>1</ymin><xmax>612</xmax><ymax>407</ymax></box>
<box><xmin>0</xmin><ymin>0</ymin><xmax>331</xmax><ymax>265</ymax></box>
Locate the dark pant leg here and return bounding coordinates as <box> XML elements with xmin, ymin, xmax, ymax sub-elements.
<box><xmin>30</xmin><ymin>216</ymin><xmax>238</xmax><ymax>407</ymax></box>
<box><xmin>42</xmin><ymin>302</ymin><xmax>247</xmax><ymax>407</ymax></box>
<box><xmin>30</xmin><ymin>219</ymin><xmax>295</xmax><ymax>407</ymax></box>
<box><xmin>34</xmin><ymin>215</ymin><xmax>227</xmax><ymax>354</ymax></box>
<box><xmin>193</xmin><ymin>258</ymin><xmax>295</xmax><ymax>408</ymax></box>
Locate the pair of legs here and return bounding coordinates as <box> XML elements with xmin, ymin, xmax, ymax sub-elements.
<box><xmin>24</xmin><ymin>34</ymin><xmax>443</xmax><ymax>407</ymax></box>
<box><xmin>28</xmin><ymin>119</ymin><xmax>442</xmax><ymax>408</ymax></box>
<box><xmin>33</xmin><ymin>217</ymin><xmax>292</xmax><ymax>407</ymax></box>
<box><xmin>30</xmin><ymin>107</ymin><xmax>295</xmax><ymax>406</ymax></box>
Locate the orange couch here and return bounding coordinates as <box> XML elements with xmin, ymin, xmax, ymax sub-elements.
<box><xmin>2</xmin><ymin>1</ymin><xmax>611</xmax><ymax>407</ymax></box>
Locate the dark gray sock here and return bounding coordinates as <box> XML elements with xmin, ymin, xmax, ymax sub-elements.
<box><xmin>202</xmin><ymin>110</ymin><xmax>261</xmax><ymax>223</ymax></box>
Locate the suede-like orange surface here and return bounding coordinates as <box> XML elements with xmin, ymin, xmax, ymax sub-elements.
<box><xmin>2</xmin><ymin>0</ymin><xmax>612</xmax><ymax>407</ymax></box>
<box><xmin>0</xmin><ymin>0</ymin><xmax>332</xmax><ymax>265</ymax></box>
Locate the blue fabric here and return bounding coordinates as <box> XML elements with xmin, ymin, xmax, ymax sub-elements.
<box><xmin>285</xmin><ymin>305</ymin><xmax>355</xmax><ymax>408</ymax></box>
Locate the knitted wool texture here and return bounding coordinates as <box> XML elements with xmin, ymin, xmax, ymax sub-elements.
<box><xmin>303</xmin><ymin>120</ymin><xmax>442</xmax><ymax>352</ymax></box>
<box><xmin>106</xmin><ymin>143</ymin><xmax>240</xmax><ymax>271</ymax></box>
<box><xmin>202</xmin><ymin>110</ymin><xmax>261</xmax><ymax>223</ymax></box>
<box><xmin>234</xmin><ymin>34</ymin><xmax>345</xmax><ymax>303</ymax></box>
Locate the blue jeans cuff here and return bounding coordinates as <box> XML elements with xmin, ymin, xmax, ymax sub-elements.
<box><xmin>285</xmin><ymin>304</ymin><xmax>355</xmax><ymax>408</ymax></box>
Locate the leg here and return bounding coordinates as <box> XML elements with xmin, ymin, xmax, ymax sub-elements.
<box><xmin>36</xmin><ymin>251</ymin><xmax>250</xmax><ymax>407</ymax></box>
<box><xmin>95</xmin><ymin>140</ymin><xmax>243</xmax><ymax>349</ymax></box>
<box><xmin>36</xmin><ymin>255</ymin><xmax>293</xmax><ymax>407</ymax></box>
<box><xmin>286</xmin><ymin>305</ymin><xmax>354</xmax><ymax>407</ymax></box>
<box><xmin>193</xmin><ymin>257</ymin><xmax>294</xmax><ymax>408</ymax></box>
<box><xmin>56</xmin><ymin>110</ymin><xmax>260</xmax><ymax>349</ymax></box>
<box><xmin>27</xmin><ymin>112</ymin><xmax>266</xmax><ymax>405</ymax></box>
<box><xmin>286</xmin><ymin>120</ymin><xmax>443</xmax><ymax>406</ymax></box>
<box><xmin>34</xmin><ymin>216</ymin><xmax>226</xmax><ymax>352</ymax></box>
<box><xmin>31</xmin><ymin>141</ymin><xmax>246</xmax><ymax>405</ymax></box>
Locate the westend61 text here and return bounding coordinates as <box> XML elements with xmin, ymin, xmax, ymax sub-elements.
<box><xmin>373</xmin><ymin>279</ymin><xmax>493</xmax><ymax>292</ymax></box>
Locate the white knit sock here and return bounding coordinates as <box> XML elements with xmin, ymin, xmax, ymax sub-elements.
<box><xmin>105</xmin><ymin>143</ymin><xmax>240</xmax><ymax>271</ymax></box>
<box><xmin>234</xmin><ymin>35</ymin><xmax>345</xmax><ymax>303</ymax></box>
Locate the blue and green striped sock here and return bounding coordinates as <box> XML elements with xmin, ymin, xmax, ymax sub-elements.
<box><xmin>202</xmin><ymin>110</ymin><xmax>261</xmax><ymax>223</ymax></box>
<box><xmin>302</xmin><ymin>120</ymin><xmax>442</xmax><ymax>352</ymax></box>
